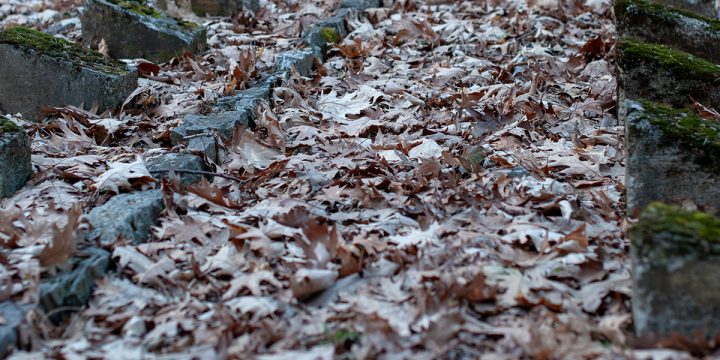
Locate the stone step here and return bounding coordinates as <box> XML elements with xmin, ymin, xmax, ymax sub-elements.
<box><xmin>0</xmin><ymin>27</ymin><xmax>138</xmax><ymax>120</ymax></box>
<box><xmin>146</xmin><ymin>153</ymin><xmax>210</xmax><ymax>184</ymax></box>
<box><xmin>81</xmin><ymin>0</ymin><xmax>206</xmax><ymax>63</ymax></box>
<box><xmin>655</xmin><ymin>0</ymin><xmax>717</xmax><ymax>19</ymax></box>
<box><xmin>0</xmin><ymin>117</ymin><xmax>31</xmax><ymax>198</ymax></box>
<box><xmin>616</xmin><ymin>0</ymin><xmax>720</xmax><ymax>64</ymax></box>
<box><xmin>624</xmin><ymin>99</ymin><xmax>720</xmax><ymax>214</ymax></box>
<box><xmin>86</xmin><ymin>189</ymin><xmax>164</xmax><ymax>246</ymax></box>
<box><xmin>631</xmin><ymin>202</ymin><xmax>720</xmax><ymax>340</ymax></box>
<box><xmin>617</xmin><ymin>38</ymin><xmax>720</xmax><ymax>110</ymax></box>
<box><xmin>158</xmin><ymin>0</ymin><xmax>259</xmax><ymax>16</ymax></box>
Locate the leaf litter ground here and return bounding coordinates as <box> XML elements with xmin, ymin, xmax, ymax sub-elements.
<box><xmin>0</xmin><ymin>0</ymin><xmax>706</xmax><ymax>358</ymax></box>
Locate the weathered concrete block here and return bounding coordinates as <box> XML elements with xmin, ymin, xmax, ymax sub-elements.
<box><xmin>86</xmin><ymin>190</ymin><xmax>164</xmax><ymax>246</ymax></box>
<box><xmin>616</xmin><ymin>0</ymin><xmax>720</xmax><ymax>64</ymax></box>
<box><xmin>81</xmin><ymin>0</ymin><xmax>206</xmax><ymax>63</ymax></box>
<box><xmin>0</xmin><ymin>118</ymin><xmax>31</xmax><ymax>198</ymax></box>
<box><xmin>655</xmin><ymin>0</ymin><xmax>717</xmax><ymax>19</ymax></box>
<box><xmin>624</xmin><ymin>99</ymin><xmax>720</xmax><ymax>214</ymax></box>
<box><xmin>0</xmin><ymin>27</ymin><xmax>137</xmax><ymax>119</ymax></box>
<box><xmin>303</xmin><ymin>9</ymin><xmax>350</xmax><ymax>57</ymax></box>
<box><xmin>146</xmin><ymin>153</ymin><xmax>208</xmax><ymax>184</ymax></box>
<box><xmin>617</xmin><ymin>38</ymin><xmax>720</xmax><ymax>110</ymax></box>
<box><xmin>631</xmin><ymin>203</ymin><xmax>720</xmax><ymax>340</ymax></box>
<box><xmin>0</xmin><ymin>301</ymin><xmax>28</xmax><ymax>358</ymax></box>
<box><xmin>39</xmin><ymin>247</ymin><xmax>110</xmax><ymax>323</ymax></box>
<box><xmin>340</xmin><ymin>0</ymin><xmax>382</xmax><ymax>9</ymax></box>
<box><xmin>276</xmin><ymin>49</ymin><xmax>316</xmax><ymax>77</ymax></box>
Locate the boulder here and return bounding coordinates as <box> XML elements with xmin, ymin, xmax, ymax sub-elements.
<box><xmin>655</xmin><ymin>0</ymin><xmax>717</xmax><ymax>18</ymax></box>
<box><xmin>0</xmin><ymin>118</ymin><xmax>31</xmax><ymax>198</ymax></box>
<box><xmin>81</xmin><ymin>0</ymin><xmax>206</xmax><ymax>63</ymax></box>
<box><xmin>616</xmin><ymin>0</ymin><xmax>720</xmax><ymax>64</ymax></box>
<box><xmin>0</xmin><ymin>301</ymin><xmax>28</xmax><ymax>358</ymax></box>
<box><xmin>631</xmin><ymin>203</ymin><xmax>720</xmax><ymax>340</ymax></box>
<box><xmin>0</xmin><ymin>27</ymin><xmax>137</xmax><ymax>119</ymax></box>
<box><xmin>617</xmin><ymin>38</ymin><xmax>720</xmax><ymax>110</ymax></box>
<box><xmin>624</xmin><ymin>99</ymin><xmax>720</xmax><ymax>214</ymax></box>
<box><xmin>39</xmin><ymin>247</ymin><xmax>110</xmax><ymax>323</ymax></box>
<box><xmin>146</xmin><ymin>153</ymin><xmax>209</xmax><ymax>184</ymax></box>
<box><xmin>86</xmin><ymin>190</ymin><xmax>164</xmax><ymax>246</ymax></box>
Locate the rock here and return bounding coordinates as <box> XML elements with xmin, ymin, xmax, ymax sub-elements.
<box><xmin>170</xmin><ymin>111</ymin><xmax>251</xmax><ymax>147</ymax></box>
<box><xmin>624</xmin><ymin>99</ymin><xmax>720</xmax><ymax>214</ymax></box>
<box><xmin>0</xmin><ymin>118</ymin><xmax>31</xmax><ymax>198</ymax></box>
<box><xmin>0</xmin><ymin>27</ymin><xmax>137</xmax><ymax>119</ymax></box>
<box><xmin>303</xmin><ymin>9</ymin><xmax>350</xmax><ymax>57</ymax></box>
<box><xmin>0</xmin><ymin>301</ymin><xmax>28</xmax><ymax>358</ymax></box>
<box><xmin>340</xmin><ymin>0</ymin><xmax>382</xmax><ymax>9</ymax></box>
<box><xmin>276</xmin><ymin>49</ymin><xmax>317</xmax><ymax>77</ymax></box>
<box><xmin>631</xmin><ymin>203</ymin><xmax>720</xmax><ymax>340</ymax></box>
<box><xmin>159</xmin><ymin>0</ymin><xmax>260</xmax><ymax>16</ymax></box>
<box><xmin>146</xmin><ymin>153</ymin><xmax>209</xmax><ymax>184</ymax></box>
<box><xmin>187</xmin><ymin>135</ymin><xmax>219</xmax><ymax>163</ymax></box>
<box><xmin>617</xmin><ymin>38</ymin><xmax>720</xmax><ymax>110</ymax></box>
<box><xmin>655</xmin><ymin>0</ymin><xmax>717</xmax><ymax>18</ymax></box>
<box><xmin>81</xmin><ymin>0</ymin><xmax>206</xmax><ymax>63</ymax></box>
<box><xmin>86</xmin><ymin>190</ymin><xmax>164</xmax><ymax>246</ymax></box>
<box><xmin>39</xmin><ymin>247</ymin><xmax>110</xmax><ymax>323</ymax></box>
<box><xmin>615</xmin><ymin>0</ymin><xmax>720</xmax><ymax>64</ymax></box>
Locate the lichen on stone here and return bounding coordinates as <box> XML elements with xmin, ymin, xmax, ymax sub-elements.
<box><xmin>320</xmin><ymin>27</ymin><xmax>340</xmax><ymax>43</ymax></box>
<box><xmin>106</xmin><ymin>0</ymin><xmax>161</xmax><ymax>18</ymax></box>
<box><xmin>0</xmin><ymin>27</ymin><xmax>129</xmax><ymax>75</ymax></box>
<box><xmin>0</xmin><ymin>116</ymin><xmax>20</xmax><ymax>133</ymax></box>
<box><xmin>631</xmin><ymin>202</ymin><xmax>720</xmax><ymax>260</ymax></box>
<box><xmin>617</xmin><ymin>37</ymin><xmax>720</xmax><ymax>82</ymax></box>
<box><xmin>175</xmin><ymin>18</ymin><xmax>200</xmax><ymax>31</ymax></box>
<box><xmin>615</xmin><ymin>0</ymin><xmax>720</xmax><ymax>31</ymax></box>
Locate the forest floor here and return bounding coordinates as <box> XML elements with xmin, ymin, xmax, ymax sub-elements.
<box><xmin>0</xmin><ymin>0</ymin><xmax>699</xmax><ymax>358</ymax></box>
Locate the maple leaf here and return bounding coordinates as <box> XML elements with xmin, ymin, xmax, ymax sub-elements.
<box><xmin>92</xmin><ymin>156</ymin><xmax>155</xmax><ymax>194</ymax></box>
<box><xmin>316</xmin><ymin>85</ymin><xmax>382</xmax><ymax>120</ymax></box>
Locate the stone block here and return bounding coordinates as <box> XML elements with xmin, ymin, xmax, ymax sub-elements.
<box><xmin>617</xmin><ymin>38</ymin><xmax>720</xmax><ymax>110</ymax></box>
<box><xmin>170</xmin><ymin>111</ymin><xmax>251</xmax><ymax>146</ymax></box>
<box><xmin>187</xmin><ymin>0</ymin><xmax>259</xmax><ymax>16</ymax></box>
<box><xmin>39</xmin><ymin>247</ymin><xmax>110</xmax><ymax>323</ymax></box>
<box><xmin>655</xmin><ymin>0</ymin><xmax>717</xmax><ymax>19</ymax></box>
<box><xmin>276</xmin><ymin>49</ymin><xmax>316</xmax><ymax>77</ymax></box>
<box><xmin>631</xmin><ymin>203</ymin><xmax>720</xmax><ymax>340</ymax></box>
<box><xmin>0</xmin><ymin>118</ymin><xmax>31</xmax><ymax>198</ymax></box>
<box><xmin>187</xmin><ymin>135</ymin><xmax>218</xmax><ymax>163</ymax></box>
<box><xmin>146</xmin><ymin>153</ymin><xmax>209</xmax><ymax>184</ymax></box>
<box><xmin>81</xmin><ymin>0</ymin><xmax>207</xmax><ymax>63</ymax></box>
<box><xmin>0</xmin><ymin>301</ymin><xmax>28</xmax><ymax>358</ymax></box>
<box><xmin>624</xmin><ymin>99</ymin><xmax>720</xmax><ymax>214</ymax></box>
<box><xmin>340</xmin><ymin>0</ymin><xmax>382</xmax><ymax>9</ymax></box>
<box><xmin>616</xmin><ymin>0</ymin><xmax>720</xmax><ymax>64</ymax></box>
<box><xmin>86</xmin><ymin>190</ymin><xmax>164</xmax><ymax>246</ymax></box>
<box><xmin>0</xmin><ymin>27</ymin><xmax>137</xmax><ymax>119</ymax></box>
<box><xmin>303</xmin><ymin>9</ymin><xmax>350</xmax><ymax>58</ymax></box>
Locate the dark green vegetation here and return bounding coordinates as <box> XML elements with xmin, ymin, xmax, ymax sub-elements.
<box><xmin>0</xmin><ymin>27</ymin><xmax>129</xmax><ymax>74</ymax></box>
<box><xmin>631</xmin><ymin>202</ymin><xmax>720</xmax><ymax>259</ymax></box>
<box><xmin>320</xmin><ymin>27</ymin><xmax>340</xmax><ymax>43</ymax></box>
<box><xmin>615</xmin><ymin>0</ymin><xmax>720</xmax><ymax>31</ymax></box>
<box><xmin>0</xmin><ymin>117</ymin><xmax>20</xmax><ymax>133</ymax></box>
<box><xmin>175</xmin><ymin>18</ymin><xmax>199</xmax><ymax>30</ymax></box>
<box><xmin>107</xmin><ymin>0</ymin><xmax>161</xmax><ymax>18</ymax></box>
<box><xmin>617</xmin><ymin>38</ymin><xmax>720</xmax><ymax>82</ymax></box>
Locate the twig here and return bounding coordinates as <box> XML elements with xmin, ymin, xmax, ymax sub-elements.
<box><xmin>149</xmin><ymin>169</ymin><xmax>244</xmax><ymax>182</ymax></box>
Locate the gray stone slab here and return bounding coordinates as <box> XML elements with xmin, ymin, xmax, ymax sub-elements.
<box><xmin>617</xmin><ymin>38</ymin><xmax>720</xmax><ymax>110</ymax></box>
<box><xmin>624</xmin><ymin>99</ymin><xmax>720</xmax><ymax>214</ymax></box>
<box><xmin>0</xmin><ymin>301</ymin><xmax>28</xmax><ymax>358</ymax></box>
<box><xmin>0</xmin><ymin>118</ymin><xmax>31</xmax><ymax>198</ymax></box>
<box><xmin>187</xmin><ymin>135</ymin><xmax>218</xmax><ymax>163</ymax></box>
<box><xmin>87</xmin><ymin>190</ymin><xmax>164</xmax><ymax>246</ymax></box>
<box><xmin>276</xmin><ymin>49</ymin><xmax>316</xmax><ymax>77</ymax></box>
<box><xmin>616</xmin><ymin>0</ymin><xmax>720</xmax><ymax>64</ymax></box>
<box><xmin>340</xmin><ymin>0</ymin><xmax>382</xmax><ymax>9</ymax></box>
<box><xmin>655</xmin><ymin>0</ymin><xmax>717</xmax><ymax>19</ymax></box>
<box><xmin>631</xmin><ymin>203</ymin><xmax>720</xmax><ymax>340</ymax></box>
<box><xmin>81</xmin><ymin>0</ymin><xmax>207</xmax><ymax>63</ymax></box>
<box><xmin>39</xmin><ymin>247</ymin><xmax>110</xmax><ymax>323</ymax></box>
<box><xmin>170</xmin><ymin>111</ymin><xmax>251</xmax><ymax>146</ymax></box>
<box><xmin>146</xmin><ymin>153</ymin><xmax>208</xmax><ymax>184</ymax></box>
<box><xmin>0</xmin><ymin>27</ymin><xmax>137</xmax><ymax>120</ymax></box>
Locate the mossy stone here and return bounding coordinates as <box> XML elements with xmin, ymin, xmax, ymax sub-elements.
<box><xmin>320</xmin><ymin>27</ymin><xmax>340</xmax><ymax>43</ymax></box>
<box><xmin>0</xmin><ymin>27</ymin><xmax>129</xmax><ymax>75</ymax></box>
<box><xmin>615</xmin><ymin>0</ymin><xmax>720</xmax><ymax>31</ymax></box>
<box><xmin>0</xmin><ymin>117</ymin><xmax>19</xmax><ymax>133</ymax></box>
<box><xmin>107</xmin><ymin>0</ymin><xmax>161</xmax><ymax>18</ymax></box>
<box><xmin>617</xmin><ymin>38</ymin><xmax>720</xmax><ymax>82</ymax></box>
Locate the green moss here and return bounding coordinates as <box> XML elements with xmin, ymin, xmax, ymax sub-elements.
<box><xmin>0</xmin><ymin>117</ymin><xmax>20</xmax><ymax>133</ymax></box>
<box><xmin>631</xmin><ymin>202</ymin><xmax>720</xmax><ymax>259</ymax></box>
<box><xmin>630</xmin><ymin>100</ymin><xmax>720</xmax><ymax>163</ymax></box>
<box><xmin>107</xmin><ymin>0</ymin><xmax>161</xmax><ymax>18</ymax></box>
<box><xmin>320</xmin><ymin>27</ymin><xmax>340</xmax><ymax>43</ymax></box>
<box><xmin>615</xmin><ymin>0</ymin><xmax>720</xmax><ymax>32</ymax></box>
<box><xmin>175</xmin><ymin>18</ymin><xmax>199</xmax><ymax>31</ymax></box>
<box><xmin>617</xmin><ymin>38</ymin><xmax>720</xmax><ymax>82</ymax></box>
<box><xmin>0</xmin><ymin>27</ymin><xmax>129</xmax><ymax>75</ymax></box>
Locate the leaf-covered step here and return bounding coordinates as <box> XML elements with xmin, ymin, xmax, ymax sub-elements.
<box><xmin>616</xmin><ymin>0</ymin><xmax>720</xmax><ymax>64</ymax></box>
<box><xmin>0</xmin><ymin>27</ymin><xmax>138</xmax><ymax>119</ymax></box>
<box><xmin>81</xmin><ymin>0</ymin><xmax>206</xmax><ymax>63</ymax></box>
<box><xmin>623</xmin><ymin>99</ymin><xmax>720</xmax><ymax>214</ymax></box>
